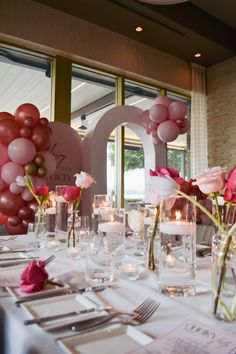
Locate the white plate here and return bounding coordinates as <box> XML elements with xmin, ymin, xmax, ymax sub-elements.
<box><xmin>22</xmin><ymin>293</ymin><xmax>107</xmax><ymax>331</ymax></box>
<box><xmin>57</xmin><ymin>325</ymin><xmax>153</xmax><ymax>354</ymax></box>
<box><xmin>6</xmin><ymin>282</ymin><xmax>68</xmax><ymax>299</ymax></box>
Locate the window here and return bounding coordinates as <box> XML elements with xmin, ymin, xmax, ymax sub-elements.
<box><xmin>0</xmin><ymin>45</ymin><xmax>52</xmax><ymax>119</ymax></box>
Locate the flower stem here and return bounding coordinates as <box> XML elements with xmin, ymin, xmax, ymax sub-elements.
<box><xmin>213</xmin><ymin>192</ymin><xmax>222</xmax><ymax>226</ymax></box>
<box><xmin>148</xmin><ymin>205</ymin><xmax>160</xmax><ymax>271</ymax></box>
<box><xmin>213</xmin><ymin>234</ymin><xmax>232</xmax><ymax>315</ymax></box>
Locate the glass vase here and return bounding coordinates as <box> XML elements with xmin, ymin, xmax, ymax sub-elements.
<box><xmin>33</xmin><ymin>206</ymin><xmax>47</xmax><ymax>248</ymax></box>
<box><xmin>212</xmin><ymin>231</ymin><xmax>236</xmax><ymax>322</ymax></box>
<box><xmin>146</xmin><ymin>224</ymin><xmax>159</xmax><ymax>271</ymax></box>
<box><xmin>66</xmin><ymin>211</ymin><xmax>81</xmax><ymax>258</ymax></box>
<box><xmin>157</xmin><ymin>196</ymin><xmax>196</xmax><ymax>297</ymax></box>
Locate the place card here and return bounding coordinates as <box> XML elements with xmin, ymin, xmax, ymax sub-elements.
<box><xmin>127</xmin><ymin>319</ymin><xmax>236</xmax><ymax>354</ymax></box>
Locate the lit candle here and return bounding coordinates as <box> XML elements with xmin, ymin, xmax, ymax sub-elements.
<box><xmin>165</xmin><ymin>254</ymin><xmax>175</xmax><ymax>267</ymax></box>
<box><xmin>120</xmin><ymin>263</ymin><xmax>140</xmax><ymax>280</ymax></box>
<box><xmin>66</xmin><ymin>247</ymin><xmax>80</xmax><ymax>258</ymax></box>
<box><xmin>98</xmin><ymin>221</ymin><xmax>125</xmax><ymax>233</ymax></box>
<box><xmin>160</xmin><ymin>221</ymin><xmax>196</xmax><ymax>235</ymax></box>
<box><xmin>160</xmin><ymin>210</ymin><xmax>196</xmax><ymax>235</ymax></box>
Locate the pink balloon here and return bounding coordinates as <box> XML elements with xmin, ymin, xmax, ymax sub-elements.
<box><xmin>168</xmin><ymin>102</ymin><xmax>187</xmax><ymax>121</ymax></box>
<box><xmin>0</xmin><ymin>112</ymin><xmax>14</xmax><ymax>121</ymax></box>
<box><xmin>9</xmin><ymin>181</ymin><xmax>24</xmax><ymax>194</ymax></box>
<box><xmin>38</xmin><ymin>150</ymin><xmax>57</xmax><ymax>177</ymax></box>
<box><xmin>8</xmin><ymin>138</ymin><xmax>36</xmax><ymax>165</ymax></box>
<box><xmin>1</xmin><ymin>162</ymin><xmax>24</xmax><ymax>185</ymax></box>
<box><xmin>145</xmin><ymin>126</ymin><xmax>152</xmax><ymax>135</ymax></box>
<box><xmin>21</xmin><ymin>189</ymin><xmax>34</xmax><ymax>202</ymax></box>
<box><xmin>157</xmin><ymin>120</ymin><xmax>180</xmax><ymax>142</ymax></box>
<box><xmin>0</xmin><ymin>143</ymin><xmax>9</xmax><ymax>167</ymax></box>
<box><xmin>140</xmin><ymin>110</ymin><xmax>150</xmax><ymax>128</ymax></box>
<box><xmin>148</xmin><ymin>121</ymin><xmax>158</xmax><ymax>130</ymax></box>
<box><xmin>154</xmin><ymin>96</ymin><xmax>172</xmax><ymax>107</ymax></box>
<box><xmin>149</xmin><ymin>104</ymin><xmax>168</xmax><ymax>123</ymax></box>
<box><xmin>14</xmin><ymin>103</ymin><xmax>40</xmax><ymax>127</ymax></box>
<box><xmin>31</xmin><ymin>125</ymin><xmax>51</xmax><ymax>151</ymax></box>
<box><xmin>176</xmin><ymin>118</ymin><xmax>190</xmax><ymax>134</ymax></box>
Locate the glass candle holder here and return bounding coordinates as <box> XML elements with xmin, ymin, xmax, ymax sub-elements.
<box><xmin>98</xmin><ymin>208</ymin><xmax>125</xmax><ymax>267</ymax></box>
<box><xmin>55</xmin><ymin>185</ymin><xmax>72</xmax><ymax>244</ymax></box>
<box><xmin>156</xmin><ymin>196</ymin><xmax>197</xmax><ymax>297</ymax></box>
<box><xmin>93</xmin><ymin>194</ymin><xmax>114</xmax><ymax>234</ymax></box>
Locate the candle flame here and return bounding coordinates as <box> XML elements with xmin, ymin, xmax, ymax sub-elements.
<box><xmin>175</xmin><ymin>211</ymin><xmax>181</xmax><ymax>221</ymax></box>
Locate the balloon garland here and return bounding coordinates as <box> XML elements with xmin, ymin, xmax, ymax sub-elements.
<box><xmin>0</xmin><ymin>103</ymin><xmax>56</xmax><ymax>235</ymax></box>
<box><xmin>140</xmin><ymin>96</ymin><xmax>189</xmax><ymax>144</ymax></box>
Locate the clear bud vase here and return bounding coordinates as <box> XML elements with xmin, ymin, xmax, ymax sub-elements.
<box><xmin>34</xmin><ymin>206</ymin><xmax>47</xmax><ymax>248</ymax></box>
<box><xmin>66</xmin><ymin>211</ymin><xmax>80</xmax><ymax>258</ymax></box>
<box><xmin>146</xmin><ymin>225</ymin><xmax>159</xmax><ymax>271</ymax></box>
<box><xmin>212</xmin><ymin>231</ymin><xmax>236</xmax><ymax>322</ymax></box>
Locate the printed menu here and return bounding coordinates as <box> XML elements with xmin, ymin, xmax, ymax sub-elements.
<box><xmin>128</xmin><ymin>320</ymin><xmax>236</xmax><ymax>354</ymax></box>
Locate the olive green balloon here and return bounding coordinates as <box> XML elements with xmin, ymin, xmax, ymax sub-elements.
<box><xmin>37</xmin><ymin>166</ymin><xmax>47</xmax><ymax>177</ymax></box>
<box><xmin>34</xmin><ymin>154</ymin><xmax>45</xmax><ymax>167</ymax></box>
<box><xmin>24</xmin><ymin>163</ymin><xmax>37</xmax><ymax>176</ymax></box>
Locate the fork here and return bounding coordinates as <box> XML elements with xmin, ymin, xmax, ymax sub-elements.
<box><xmin>71</xmin><ymin>297</ymin><xmax>160</xmax><ymax>332</ymax></box>
<box><xmin>44</xmin><ymin>255</ymin><xmax>55</xmax><ymax>266</ymax></box>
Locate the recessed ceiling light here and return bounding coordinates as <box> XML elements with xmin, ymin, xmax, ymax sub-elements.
<box><xmin>136</xmin><ymin>26</ymin><xmax>143</xmax><ymax>32</ymax></box>
<box><xmin>194</xmin><ymin>53</ymin><xmax>201</xmax><ymax>58</ymax></box>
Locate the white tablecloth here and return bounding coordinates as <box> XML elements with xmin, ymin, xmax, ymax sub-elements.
<box><xmin>0</xmin><ymin>235</ymin><xmax>236</xmax><ymax>354</ymax></box>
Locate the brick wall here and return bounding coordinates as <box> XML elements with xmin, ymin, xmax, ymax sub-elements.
<box><xmin>207</xmin><ymin>57</ymin><xmax>236</xmax><ymax>168</ymax></box>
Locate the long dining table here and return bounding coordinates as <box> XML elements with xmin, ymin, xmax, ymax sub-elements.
<box><xmin>0</xmin><ymin>234</ymin><xmax>236</xmax><ymax>354</ymax></box>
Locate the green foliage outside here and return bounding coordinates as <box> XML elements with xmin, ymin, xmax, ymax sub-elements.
<box><xmin>108</xmin><ymin>142</ymin><xmax>144</xmax><ymax>171</ymax></box>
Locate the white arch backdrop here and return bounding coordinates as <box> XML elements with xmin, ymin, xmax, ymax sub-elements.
<box><xmin>82</xmin><ymin>105</ymin><xmax>167</xmax><ymax>215</ymax></box>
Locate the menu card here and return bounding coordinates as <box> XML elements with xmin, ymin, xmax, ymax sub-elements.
<box><xmin>128</xmin><ymin>320</ymin><xmax>236</xmax><ymax>354</ymax></box>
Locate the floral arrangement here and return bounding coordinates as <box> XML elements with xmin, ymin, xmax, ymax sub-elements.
<box><xmin>16</xmin><ymin>175</ymin><xmax>49</xmax><ymax>237</ymax></box>
<box><xmin>20</xmin><ymin>259</ymin><xmax>61</xmax><ymax>293</ymax></box>
<box><xmin>61</xmin><ymin>171</ymin><xmax>95</xmax><ymax>247</ymax></box>
<box><xmin>150</xmin><ymin>165</ymin><xmax>236</xmax><ymax>320</ymax></box>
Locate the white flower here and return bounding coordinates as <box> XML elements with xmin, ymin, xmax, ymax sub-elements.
<box><xmin>74</xmin><ymin>171</ymin><xmax>95</xmax><ymax>189</ymax></box>
<box><xmin>149</xmin><ymin>175</ymin><xmax>178</xmax><ymax>205</ymax></box>
<box><xmin>128</xmin><ymin>210</ymin><xmax>144</xmax><ymax>232</ymax></box>
<box><xmin>15</xmin><ymin>175</ymin><xmax>27</xmax><ymax>187</ymax></box>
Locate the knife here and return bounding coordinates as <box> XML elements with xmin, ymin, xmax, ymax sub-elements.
<box><xmin>24</xmin><ymin>305</ymin><xmax>112</xmax><ymax>325</ymax></box>
<box><xmin>15</xmin><ymin>284</ymin><xmax>116</xmax><ymax>306</ymax></box>
<box><xmin>0</xmin><ymin>260</ymin><xmax>31</xmax><ymax>268</ymax></box>
<box><xmin>0</xmin><ymin>257</ymin><xmax>38</xmax><ymax>261</ymax></box>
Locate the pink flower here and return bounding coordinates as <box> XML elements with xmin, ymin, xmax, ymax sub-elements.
<box><xmin>33</xmin><ymin>185</ymin><xmax>49</xmax><ymax>197</ymax></box>
<box><xmin>74</xmin><ymin>171</ymin><xmax>95</xmax><ymax>189</ymax></box>
<box><xmin>150</xmin><ymin>167</ymin><xmax>179</xmax><ymax>178</ymax></box>
<box><xmin>61</xmin><ymin>186</ymin><xmax>81</xmax><ymax>202</ymax></box>
<box><xmin>224</xmin><ymin>166</ymin><xmax>236</xmax><ymax>203</ymax></box>
<box><xmin>149</xmin><ymin>175</ymin><xmax>179</xmax><ymax>205</ymax></box>
<box><xmin>192</xmin><ymin>167</ymin><xmax>227</xmax><ymax>194</ymax></box>
<box><xmin>20</xmin><ymin>260</ymin><xmax>48</xmax><ymax>293</ymax></box>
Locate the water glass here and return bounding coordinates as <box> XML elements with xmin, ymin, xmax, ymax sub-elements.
<box><xmin>85</xmin><ymin>251</ymin><xmax>115</xmax><ymax>285</ymax></box>
<box><xmin>78</xmin><ymin>216</ymin><xmax>91</xmax><ymax>254</ymax></box>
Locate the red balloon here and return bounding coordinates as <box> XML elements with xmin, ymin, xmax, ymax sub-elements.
<box><xmin>0</xmin><ymin>119</ymin><xmax>19</xmax><ymax>145</ymax></box>
<box><xmin>40</xmin><ymin>117</ymin><xmax>49</xmax><ymax>126</ymax></box>
<box><xmin>18</xmin><ymin>206</ymin><xmax>32</xmax><ymax>220</ymax></box>
<box><xmin>14</xmin><ymin>103</ymin><xmax>40</xmax><ymax>127</ymax></box>
<box><xmin>26</xmin><ymin>200</ymin><xmax>38</xmax><ymax>215</ymax></box>
<box><xmin>19</xmin><ymin>126</ymin><xmax>32</xmax><ymax>138</ymax></box>
<box><xmin>5</xmin><ymin>221</ymin><xmax>27</xmax><ymax>235</ymax></box>
<box><xmin>31</xmin><ymin>125</ymin><xmax>51</xmax><ymax>150</ymax></box>
<box><xmin>0</xmin><ymin>212</ymin><xmax>8</xmax><ymax>224</ymax></box>
<box><xmin>8</xmin><ymin>215</ymin><xmax>21</xmax><ymax>226</ymax></box>
<box><xmin>0</xmin><ymin>191</ymin><xmax>24</xmax><ymax>216</ymax></box>
<box><xmin>0</xmin><ymin>112</ymin><xmax>14</xmax><ymax>121</ymax></box>
<box><xmin>24</xmin><ymin>117</ymin><xmax>35</xmax><ymax>128</ymax></box>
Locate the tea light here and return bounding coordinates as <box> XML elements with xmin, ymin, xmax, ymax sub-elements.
<box><xmin>66</xmin><ymin>247</ymin><xmax>80</xmax><ymax>259</ymax></box>
<box><xmin>160</xmin><ymin>221</ymin><xmax>196</xmax><ymax>235</ymax></box>
<box><xmin>46</xmin><ymin>239</ymin><xmax>61</xmax><ymax>251</ymax></box>
<box><xmin>165</xmin><ymin>254</ymin><xmax>175</xmax><ymax>267</ymax></box>
<box><xmin>98</xmin><ymin>221</ymin><xmax>125</xmax><ymax>233</ymax></box>
<box><xmin>120</xmin><ymin>263</ymin><xmax>140</xmax><ymax>280</ymax></box>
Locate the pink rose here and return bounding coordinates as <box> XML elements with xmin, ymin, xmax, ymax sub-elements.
<box><xmin>33</xmin><ymin>185</ymin><xmax>49</xmax><ymax>197</ymax></box>
<box><xmin>224</xmin><ymin>166</ymin><xmax>236</xmax><ymax>203</ymax></box>
<box><xmin>20</xmin><ymin>260</ymin><xmax>48</xmax><ymax>293</ymax></box>
<box><xmin>192</xmin><ymin>167</ymin><xmax>227</xmax><ymax>194</ymax></box>
<box><xmin>74</xmin><ymin>171</ymin><xmax>95</xmax><ymax>189</ymax></box>
<box><xmin>61</xmin><ymin>186</ymin><xmax>81</xmax><ymax>202</ymax></box>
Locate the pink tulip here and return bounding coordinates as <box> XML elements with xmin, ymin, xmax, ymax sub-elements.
<box><xmin>192</xmin><ymin>167</ymin><xmax>227</xmax><ymax>194</ymax></box>
<box><xmin>224</xmin><ymin>166</ymin><xmax>236</xmax><ymax>203</ymax></box>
